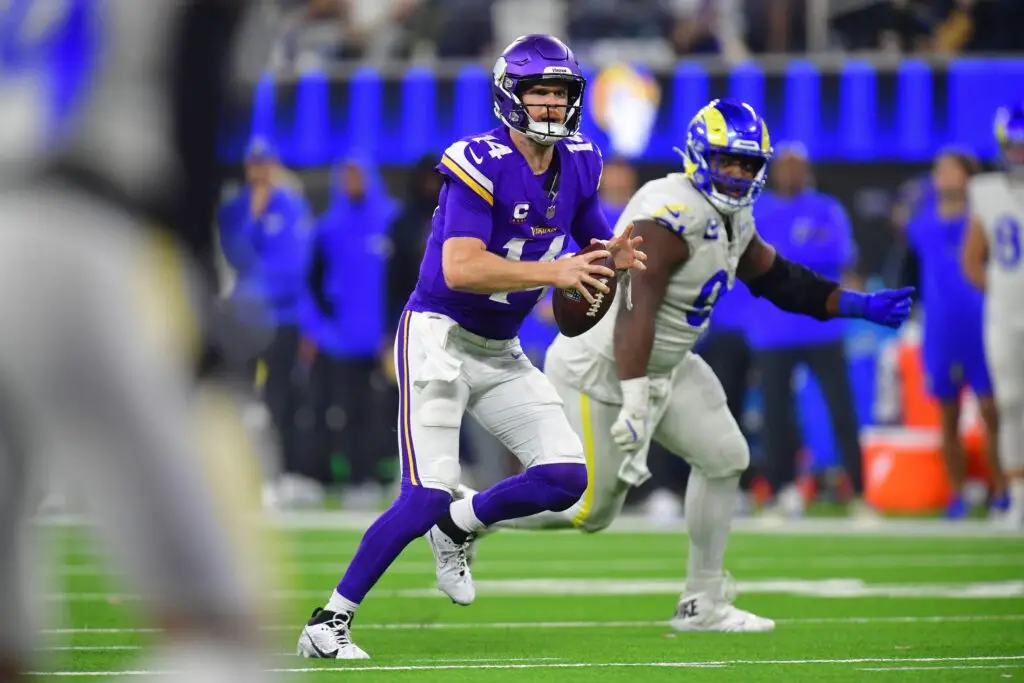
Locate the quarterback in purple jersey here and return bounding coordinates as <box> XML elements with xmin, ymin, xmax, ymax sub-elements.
<box><xmin>296</xmin><ymin>34</ymin><xmax>645</xmax><ymax>659</ymax></box>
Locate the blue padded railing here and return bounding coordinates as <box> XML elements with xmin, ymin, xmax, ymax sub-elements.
<box><xmin>219</xmin><ymin>58</ymin><xmax>1024</xmax><ymax>166</ymax></box>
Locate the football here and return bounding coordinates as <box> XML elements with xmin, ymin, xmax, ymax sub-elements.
<box><xmin>552</xmin><ymin>242</ymin><xmax>618</xmax><ymax>338</ymax></box>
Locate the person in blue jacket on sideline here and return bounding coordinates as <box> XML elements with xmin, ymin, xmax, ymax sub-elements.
<box><xmin>301</xmin><ymin>153</ymin><xmax>399</xmax><ymax>507</ymax></box>
<box><xmin>747</xmin><ymin>141</ymin><xmax>870</xmax><ymax>520</ymax></box>
<box><xmin>903</xmin><ymin>147</ymin><xmax>1006</xmax><ymax>518</ymax></box>
<box><xmin>218</xmin><ymin>136</ymin><xmax>314</xmax><ymax>484</ymax></box>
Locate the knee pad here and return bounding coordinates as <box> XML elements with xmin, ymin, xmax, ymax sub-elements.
<box><xmin>525</xmin><ymin>463</ymin><xmax>588</xmax><ymax>512</ymax></box>
<box><xmin>701</xmin><ymin>429</ymin><xmax>750</xmax><ymax>480</ymax></box>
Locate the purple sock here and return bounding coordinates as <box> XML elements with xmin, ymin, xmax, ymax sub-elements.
<box><xmin>471</xmin><ymin>462</ymin><xmax>587</xmax><ymax>527</ymax></box>
<box><xmin>335</xmin><ymin>483</ymin><xmax>450</xmax><ymax>603</ymax></box>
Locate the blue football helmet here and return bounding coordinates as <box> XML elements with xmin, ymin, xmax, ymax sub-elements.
<box><xmin>677</xmin><ymin>98</ymin><xmax>773</xmax><ymax>214</ymax></box>
<box><xmin>994</xmin><ymin>102</ymin><xmax>1024</xmax><ymax>174</ymax></box>
<box><xmin>492</xmin><ymin>34</ymin><xmax>586</xmax><ymax>146</ymax></box>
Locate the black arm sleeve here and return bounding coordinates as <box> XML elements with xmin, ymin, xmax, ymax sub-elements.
<box><xmin>745</xmin><ymin>253</ymin><xmax>841</xmax><ymax>321</ymax></box>
<box><xmin>307</xmin><ymin>234</ymin><xmax>333</xmax><ymax>317</ymax></box>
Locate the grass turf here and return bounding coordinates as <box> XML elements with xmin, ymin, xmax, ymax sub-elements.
<box><xmin>32</xmin><ymin>518</ymin><xmax>1024</xmax><ymax>682</ymax></box>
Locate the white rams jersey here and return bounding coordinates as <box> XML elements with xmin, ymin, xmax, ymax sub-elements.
<box><xmin>969</xmin><ymin>172</ymin><xmax>1024</xmax><ymax>331</ymax></box>
<box><xmin>545</xmin><ymin>173</ymin><xmax>758</xmax><ymax>403</ymax></box>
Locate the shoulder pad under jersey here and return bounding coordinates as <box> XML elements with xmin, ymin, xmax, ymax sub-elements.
<box><xmin>558</xmin><ymin>132</ymin><xmax>604</xmax><ymax>197</ymax></box>
<box><xmin>437</xmin><ymin>130</ymin><xmax>518</xmax><ymax>207</ymax></box>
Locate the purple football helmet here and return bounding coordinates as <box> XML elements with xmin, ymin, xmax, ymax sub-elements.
<box><xmin>492</xmin><ymin>34</ymin><xmax>586</xmax><ymax>146</ymax></box>
<box><xmin>994</xmin><ymin>102</ymin><xmax>1024</xmax><ymax>174</ymax></box>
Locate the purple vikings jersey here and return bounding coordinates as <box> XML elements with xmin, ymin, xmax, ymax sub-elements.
<box><xmin>406</xmin><ymin>126</ymin><xmax>610</xmax><ymax>339</ymax></box>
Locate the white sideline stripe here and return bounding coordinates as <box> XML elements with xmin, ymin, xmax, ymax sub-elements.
<box><xmin>38</xmin><ymin>613</ymin><xmax>1024</xmax><ymax>636</ymax></box>
<box><xmin>59</xmin><ymin>553</ymin><xmax>1024</xmax><ymax>576</ymax></box>
<box><xmin>36</xmin><ymin>512</ymin><xmax>1024</xmax><ymax>538</ymax></box>
<box><xmin>406</xmin><ymin>657</ymin><xmax>564</xmax><ymax>663</ymax></box>
<box><xmin>43</xmin><ymin>651</ymin><xmax>141</xmax><ymax>655</ymax></box>
<box><xmin>41</xmin><ymin>648</ymin><xmax>561</xmax><ymax>663</ymax></box>
<box><xmin>26</xmin><ymin>655</ymin><xmax>1024</xmax><ymax>676</ymax></box>
<box><xmin>41</xmin><ymin>578</ymin><xmax>1024</xmax><ymax>601</ymax></box>
<box><xmin>860</xmin><ymin>664</ymin><xmax>1024</xmax><ymax>671</ymax></box>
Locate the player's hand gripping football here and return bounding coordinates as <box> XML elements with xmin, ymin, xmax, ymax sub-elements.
<box><xmin>837</xmin><ymin>287</ymin><xmax>915</xmax><ymax>329</ymax></box>
<box><xmin>592</xmin><ymin>223</ymin><xmax>647</xmax><ymax>272</ymax></box>
<box><xmin>550</xmin><ymin>248</ymin><xmax>617</xmax><ymax>305</ymax></box>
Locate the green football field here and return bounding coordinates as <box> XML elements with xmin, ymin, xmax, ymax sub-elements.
<box><xmin>33</xmin><ymin>516</ymin><xmax>1024</xmax><ymax>682</ymax></box>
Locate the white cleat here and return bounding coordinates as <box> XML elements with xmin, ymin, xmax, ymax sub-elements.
<box><xmin>996</xmin><ymin>505</ymin><xmax>1024</xmax><ymax>531</ymax></box>
<box><xmin>668</xmin><ymin>592</ymin><xmax>775</xmax><ymax>633</ymax></box>
<box><xmin>847</xmin><ymin>497</ymin><xmax>884</xmax><ymax>527</ymax></box>
<box><xmin>296</xmin><ymin>608</ymin><xmax>370</xmax><ymax>659</ymax></box>
<box><xmin>427</xmin><ymin>525</ymin><xmax>476</xmax><ymax>605</ymax></box>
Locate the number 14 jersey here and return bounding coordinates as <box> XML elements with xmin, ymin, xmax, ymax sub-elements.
<box><xmin>406</xmin><ymin>126</ymin><xmax>605</xmax><ymax>341</ymax></box>
<box><xmin>546</xmin><ymin>173</ymin><xmax>759</xmax><ymax>404</ymax></box>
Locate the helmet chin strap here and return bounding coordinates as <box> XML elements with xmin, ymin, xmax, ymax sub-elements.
<box><xmin>708</xmin><ymin>194</ymin><xmax>744</xmax><ymax>215</ymax></box>
<box><xmin>524</xmin><ymin>123</ymin><xmax>566</xmax><ymax>146</ymax></box>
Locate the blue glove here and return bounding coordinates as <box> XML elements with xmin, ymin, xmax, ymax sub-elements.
<box><xmin>838</xmin><ymin>287</ymin><xmax>915</xmax><ymax>329</ymax></box>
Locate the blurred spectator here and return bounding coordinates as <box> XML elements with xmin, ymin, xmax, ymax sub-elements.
<box><xmin>668</xmin><ymin>0</ymin><xmax>750</xmax><ymax>60</ymax></box>
<box><xmin>747</xmin><ymin>142</ymin><xmax>869</xmax><ymax>520</ymax></box>
<box><xmin>901</xmin><ymin>148</ymin><xmax>1006</xmax><ymax>518</ymax></box>
<box><xmin>383</xmin><ymin>0</ymin><xmax>495</xmax><ymax>60</ymax></box>
<box><xmin>829</xmin><ymin>0</ymin><xmax>918</xmax><ymax>52</ymax></box>
<box><xmin>492</xmin><ymin>0</ymin><xmax>569</xmax><ymax>55</ymax></box>
<box><xmin>432</xmin><ymin>0</ymin><xmax>496</xmax><ymax>59</ymax></box>
<box><xmin>827</xmin><ymin>0</ymin><xmax>1019</xmax><ymax>54</ymax></box>
<box><xmin>386</xmin><ymin>155</ymin><xmax>441</xmax><ymax>331</ymax></box>
<box><xmin>271</xmin><ymin>0</ymin><xmax>363</xmax><ymax>68</ymax></box>
<box><xmin>744</xmin><ymin>0</ymin><xmax>806</xmax><ymax>53</ymax></box>
<box><xmin>886</xmin><ymin>169</ymin><xmax>934</xmax><ymax>290</ymax></box>
<box><xmin>569</xmin><ymin>0</ymin><xmax>668</xmax><ymax>44</ymax></box>
<box><xmin>970</xmin><ymin>0</ymin><xmax>1024</xmax><ymax>52</ymax></box>
<box><xmin>598</xmin><ymin>157</ymin><xmax>639</xmax><ymax>225</ymax></box>
<box><xmin>300</xmin><ymin>154</ymin><xmax>399</xmax><ymax>509</ymax></box>
<box><xmin>259</xmin><ymin>0</ymin><xmax>1022</xmax><ymax>63</ymax></box>
<box><xmin>217</xmin><ymin>137</ymin><xmax>315</xmax><ymax>503</ymax></box>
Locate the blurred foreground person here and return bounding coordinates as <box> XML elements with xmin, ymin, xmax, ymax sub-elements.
<box><xmin>0</xmin><ymin>2</ymin><xmax>284</xmax><ymax>682</ymax></box>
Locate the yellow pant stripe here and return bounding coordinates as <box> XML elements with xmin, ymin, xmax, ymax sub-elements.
<box><xmin>572</xmin><ymin>392</ymin><xmax>596</xmax><ymax>527</ymax></box>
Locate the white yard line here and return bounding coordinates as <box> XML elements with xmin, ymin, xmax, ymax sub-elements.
<box><xmin>40</xmin><ymin>578</ymin><xmax>1024</xmax><ymax>601</ymax></box>
<box><xmin>27</xmin><ymin>655</ymin><xmax>1024</xmax><ymax>676</ymax></box>
<box><xmin>38</xmin><ymin>613</ymin><xmax>1024</xmax><ymax>637</ymax></box>
<box><xmin>860</xmin><ymin>664</ymin><xmax>1024</xmax><ymax>671</ymax></box>
<box><xmin>58</xmin><ymin>552</ymin><xmax>1024</xmax><ymax>576</ymax></box>
<box><xmin>35</xmin><ymin>512</ymin><xmax>1024</xmax><ymax>538</ymax></box>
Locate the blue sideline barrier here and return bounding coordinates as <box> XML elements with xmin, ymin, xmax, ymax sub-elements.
<box><xmin>221</xmin><ymin>58</ymin><xmax>1024</xmax><ymax>166</ymax></box>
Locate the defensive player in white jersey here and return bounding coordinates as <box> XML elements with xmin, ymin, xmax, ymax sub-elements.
<box><xmin>0</xmin><ymin>2</ymin><xmax>284</xmax><ymax>681</ymax></box>
<box><xmin>450</xmin><ymin>99</ymin><xmax>916</xmax><ymax>631</ymax></box>
<box><xmin>962</xmin><ymin>102</ymin><xmax>1024</xmax><ymax>528</ymax></box>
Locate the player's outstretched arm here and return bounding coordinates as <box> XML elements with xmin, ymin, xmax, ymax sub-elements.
<box><xmin>738</xmin><ymin>233</ymin><xmax>914</xmax><ymax>329</ymax></box>
<box><xmin>442</xmin><ymin>237</ymin><xmax>615</xmax><ymax>298</ymax></box>
<box><xmin>610</xmin><ymin>219</ymin><xmax>689</xmax><ymax>452</ymax></box>
<box><xmin>961</xmin><ymin>214</ymin><xmax>989</xmax><ymax>290</ymax></box>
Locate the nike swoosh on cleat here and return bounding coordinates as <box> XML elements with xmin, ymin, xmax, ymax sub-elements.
<box><xmin>305</xmin><ymin>631</ymin><xmax>339</xmax><ymax>659</ymax></box>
